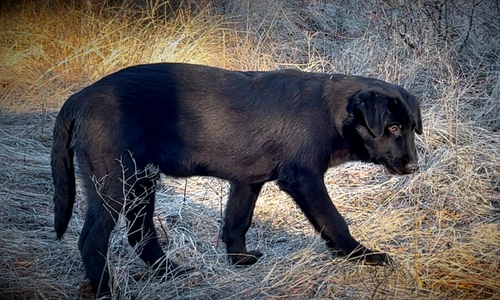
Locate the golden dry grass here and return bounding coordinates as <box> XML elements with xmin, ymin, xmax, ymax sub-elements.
<box><xmin>1</xmin><ymin>0</ymin><xmax>499</xmax><ymax>299</ymax></box>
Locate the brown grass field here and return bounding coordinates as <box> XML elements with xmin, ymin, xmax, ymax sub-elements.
<box><xmin>1</xmin><ymin>0</ymin><xmax>499</xmax><ymax>299</ymax></box>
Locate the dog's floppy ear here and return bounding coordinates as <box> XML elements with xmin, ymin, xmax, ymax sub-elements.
<box><xmin>414</xmin><ymin>100</ymin><xmax>423</xmax><ymax>135</ymax></box>
<box><xmin>356</xmin><ymin>90</ymin><xmax>388</xmax><ymax>137</ymax></box>
<box><xmin>405</xmin><ymin>92</ymin><xmax>423</xmax><ymax>135</ymax></box>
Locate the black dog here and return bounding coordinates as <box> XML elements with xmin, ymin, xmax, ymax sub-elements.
<box><xmin>51</xmin><ymin>63</ymin><xmax>422</xmax><ymax>295</ymax></box>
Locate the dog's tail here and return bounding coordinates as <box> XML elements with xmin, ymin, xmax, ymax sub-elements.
<box><xmin>51</xmin><ymin>98</ymin><xmax>77</xmax><ymax>239</ymax></box>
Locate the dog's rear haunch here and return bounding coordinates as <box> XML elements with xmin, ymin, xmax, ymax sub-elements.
<box><xmin>51</xmin><ymin>63</ymin><xmax>422</xmax><ymax>296</ymax></box>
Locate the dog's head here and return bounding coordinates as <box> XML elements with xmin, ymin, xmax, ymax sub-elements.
<box><xmin>344</xmin><ymin>86</ymin><xmax>423</xmax><ymax>175</ymax></box>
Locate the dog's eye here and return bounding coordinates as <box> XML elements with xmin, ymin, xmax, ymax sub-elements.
<box><xmin>388</xmin><ymin>125</ymin><xmax>401</xmax><ymax>135</ymax></box>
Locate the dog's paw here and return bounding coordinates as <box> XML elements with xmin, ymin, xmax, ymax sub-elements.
<box><xmin>77</xmin><ymin>279</ymin><xmax>96</xmax><ymax>298</ymax></box>
<box><xmin>346</xmin><ymin>247</ymin><xmax>393</xmax><ymax>266</ymax></box>
<box><xmin>151</xmin><ymin>258</ymin><xmax>194</xmax><ymax>278</ymax></box>
<box><xmin>358</xmin><ymin>251</ymin><xmax>393</xmax><ymax>266</ymax></box>
<box><xmin>230</xmin><ymin>250</ymin><xmax>263</xmax><ymax>265</ymax></box>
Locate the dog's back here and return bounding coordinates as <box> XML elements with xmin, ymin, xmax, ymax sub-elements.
<box><xmin>65</xmin><ymin>64</ymin><xmax>337</xmax><ymax>182</ymax></box>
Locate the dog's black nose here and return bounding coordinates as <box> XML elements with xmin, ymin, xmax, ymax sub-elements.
<box><xmin>406</xmin><ymin>163</ymin><xmax>419</xmax><ymax>173</ymax></box>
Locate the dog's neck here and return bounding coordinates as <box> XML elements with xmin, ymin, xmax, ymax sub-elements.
<box><xmin>328</xmin><ymin>133</ymin><xmax>353</xmax><ymax>168</ymax></box>
<box><xmin>328</xmin><ymin>118</ymin><xmax>369</xmax><ymax>168</ymax></box>
<box><xmin>328</xmin><ymin>145</ymin><xmax>351</xmax><ymax>168</ymax></box>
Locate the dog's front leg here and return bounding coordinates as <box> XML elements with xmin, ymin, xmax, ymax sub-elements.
<box><xmin>221</xmin><ymin>182</ymin><xmax>265</xmax><ymax>265</ymax></box>
<box><xmin>277</xmin><ymin>164</ymin><xmax>391</xmax><ymax>265</ymax></box>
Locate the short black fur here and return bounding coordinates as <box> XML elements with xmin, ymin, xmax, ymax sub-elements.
<box><xmin>51</xmin><ymin>63</ymin><xmax>423</xmax><ymax>296</ymax></box>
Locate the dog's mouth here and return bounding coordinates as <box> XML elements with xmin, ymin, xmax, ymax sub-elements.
<box><xmin>383</xmin><ymin>162</ymin><xmax>419</xmax><ymax>175</ymax></box>
<box><xmin>371</xmin><ymin>157</ymin><xmax>416</xmax><ymax>175</ymax></box>
<box><xmin>375</xmin><ymin>159</ymin><xmax>407</xmax><ymax>175</ymax></box>
<box><xmin>383</xmin><ymin>164</ymin><xmax>404</xmax><ymax>175</ymax></box>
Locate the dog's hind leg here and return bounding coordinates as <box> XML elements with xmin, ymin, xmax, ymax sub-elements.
<box><xmin>222</xmin><ymin>182</ymin><xmax>264</xmax><ymax>265</ymax></box>
<box><xmin>77</xmin><ymin>150</ymin><xmax>151</xmax><ymax>296</ymax></box>
<box><xmin>125</xmin><ymin>171</ymin><xmax>164</xmax><ymax>264</ymax></box>
<box><xmin>78</xmin><ymin>172</ymin><xmax>122</xmax><ymax>296</ymax></box>
<box><xmin>125</xmin><ymin>170</ymin><xmax>187</xmax><ymax>277</ymax></box>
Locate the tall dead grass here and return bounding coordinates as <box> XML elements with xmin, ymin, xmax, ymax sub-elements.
<box><xmin>0</xmin><ymin>0</ymin><xmax>282</xmax><ymax>112</ymax></box>
<box><xmin>0</xmin><ymin>0</ymin><xmax>499</xmax><ymax>299</ymax></box>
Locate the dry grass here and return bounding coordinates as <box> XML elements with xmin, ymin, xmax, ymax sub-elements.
<box><xmin>1</xmin><ymin>0</ymin><xmax>500</xmax><ymax>299</ymax></box>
